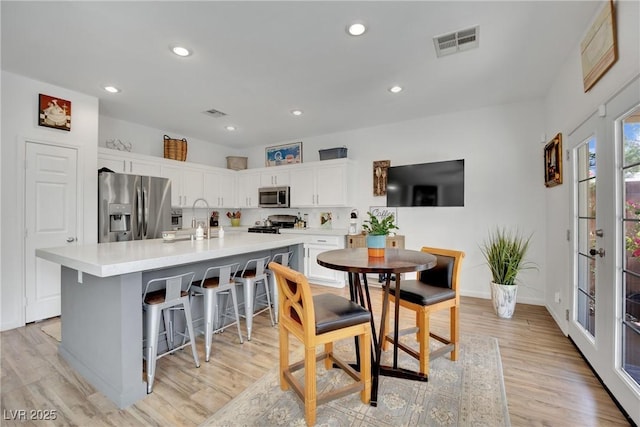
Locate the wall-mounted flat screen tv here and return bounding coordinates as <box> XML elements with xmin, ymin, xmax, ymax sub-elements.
<box><xmin>386</xmin><ymin>159</ymin><xmax>464</xmax><ymax>207</ymax></box>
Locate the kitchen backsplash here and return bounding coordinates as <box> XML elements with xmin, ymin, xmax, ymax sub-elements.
<box><xmin>183</xmin><ymin>207</ymin><xmax>354</xmax><ymax>229</ymax></box>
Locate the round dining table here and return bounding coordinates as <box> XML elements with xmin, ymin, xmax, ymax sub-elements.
<box><xmin>317</xmin><ymin>247</ymin><xmax>437</xmax><ymax>406</ymax></box>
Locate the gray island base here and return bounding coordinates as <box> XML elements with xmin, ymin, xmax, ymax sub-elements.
<box><xmin>37</xmin><ymin>233</ymin><xmax>306</xmax><ymax>408</ymax></box>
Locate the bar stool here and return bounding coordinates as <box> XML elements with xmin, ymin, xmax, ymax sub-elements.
<box><xmin>191</xmin><ymin>263</ymin><xmax>244</xmax><ymax>362</ymax></box>
<box><xmin>234</xmin><ymin>255</ymin><xmax>273</xmax><ymax>340</ymax></box>
<box><xmin>142</xmin><ymin>271</ymin><xmax>200</xmax><ymax>394</ymax></box>
<box><xmin>265</xmin><ymin>251</ymin><xmax>293</xmax><ymax>324</ymax></box>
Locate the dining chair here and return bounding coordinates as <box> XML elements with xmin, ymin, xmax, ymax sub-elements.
<box><xmin>142</xmin><ymin>271</ymin><xmax>200</xmax><ymax>393</ymax></box>
<box><xmin>382</xmin><ymin>246</ymin><xmax>465</xmax><ymax>378</ymax></box>
<box><xmin>191</xmin><ymin>262</ymin><xmax>244</xmax><ymax>362</ymax></box>
<box><xmin>268</xmin><ymin>262</ymin><xmax>371</xmax><ymax>426</ymax></box>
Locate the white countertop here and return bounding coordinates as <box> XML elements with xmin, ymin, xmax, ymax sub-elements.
<box><xmin>279</xmin><ymin>227</ymin><xmax>348</xmax><ymax>236</ymax></box>
<box><xmin>36</xmin><ymin>233</ymin><xmax>306</xmax><ymax>278</ymax></box>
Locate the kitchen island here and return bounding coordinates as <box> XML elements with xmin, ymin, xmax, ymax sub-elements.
<box><xmin>36</xmin><ymin>233</ymin><xmax>306</xmax><ymax>408</ymax></box>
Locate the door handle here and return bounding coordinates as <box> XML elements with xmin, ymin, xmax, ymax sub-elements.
<box><xmin>66</xmin><ymin>237</ymin><xmax>75</xmax><ymax>243</ymax></box>
<box><xmin>589</xmin><ymin>248</ymin><xmax>605</xmax><ymax>257</ymax></box>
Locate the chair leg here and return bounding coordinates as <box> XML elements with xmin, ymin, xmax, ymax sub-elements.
<box><xmin>229</xmin><ymin>286</ymin><xmax>244</xmax><ymax>344</ymax></box>
<box><xmin>163</xmin><ymin>308</ymin><xmax>174</xmax><ymax>350</ymax></box>
<box><xmin>382</xmin><ymin>294</ymin><xmax>392</xmax><ymax>351</ymax></box>
<box><xmin>203</xmin><ymin>289</ymin><xmax>215</xmax><ymax>362</ymax></box>
<box><xmin>279</xmin><ymin>325</ymin><xmax>289</xmax><ymax>391</ymax></box>
<box><xmin>451</xmin><ymin>305</ymin><xmax>459</xmax><ymax>361</ymax></box>
<box><xmin>270</xmin><ymin>273</ymin><xmax>279</xmax><ymax>324</ymax></box>
<box><xmin>419</xmin><ymin>311</ymin><xmax>429</xmax><ymax>376</ymax></box>
<box><xmin>242</xmin><ymin>279</ymin><xmax>254</xmax><ymax>341</ymax></box>
<box><xmin>324</xmin><ymin>342</ymin><xmax>333</xmax><ymax>370</ymax></box>
<box><xmin>145</xmin><ymin>306</ymin><xmax>162</xmax><ymax>394</ymax></box>
<box><xmin>261</xmin><ymin>278</ymin><xmax>275</xmax><ymax>326</ymax></box>
<box><xmin>359</xmin><ymin>330</ymin><xmax>371</xmax><ymax>403</ymax></box>
<box><xmin>182</xmin><ymin>300</ymin><xmax>200</xmax><ymax>368</ymax></box>
<box><xmin>304</xmin><ymin>344</ymin><xmax>317</xmax><ymax>427</ymax></box>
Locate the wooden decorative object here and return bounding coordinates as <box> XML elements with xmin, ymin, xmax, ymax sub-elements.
<box><xmin>373</xmin><ymin>160</ymin><xmax>390</xmax><ymax>196</ymax></box>
<box><xmin>581</xmin><ymin>0</ymin><xmax>617</xmax><ymax>92</ymax></box>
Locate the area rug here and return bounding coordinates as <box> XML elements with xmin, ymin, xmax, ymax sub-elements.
<box><xmin>201</xmin><ymin>334</ymin><xmax>510</xmax><ymax>426</ymax></box>
<box><xmin>41</xmin><ymin>320</ymin><xmax>61</xmax><ymax>342</ymax></box>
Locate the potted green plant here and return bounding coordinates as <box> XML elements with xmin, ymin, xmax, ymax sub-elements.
<box><xmin>480</xmin><ymin>227</ymin><xmax>535</xmax><ymax>318</ymax></box>
<box><xmin>362</xmin><ymin>212</ymin><xmax>398</xmax><ymax>257</ymax></box>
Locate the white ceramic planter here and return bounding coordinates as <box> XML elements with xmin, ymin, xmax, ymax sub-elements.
<box><xmin>490</xmin><ymin>282</ymin><xmax>518</xmax><ymax>319</ymax></box>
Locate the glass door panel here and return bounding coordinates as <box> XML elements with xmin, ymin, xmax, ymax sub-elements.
<box><xmin>576</xmin><ymin>138</ymin><xmax>597</xmax><ymax>336</ymax></box>
<box><xmin>620</xmin><ymin>105</ymin><xmax>640</xmax><ymax>387</ymax></box>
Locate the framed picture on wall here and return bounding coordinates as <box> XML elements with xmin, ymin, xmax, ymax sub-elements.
<box><xmin>544</xmin><ymin>133</ymin><xmax>563</xmax><ymax>187</ymax></box>
<box><xmin>265</xmin><ymin>142</ymin><xmax>302</xmax><ymax>167</ymax></box>
<box><xmin>580</xmin><ymin>0</ymin><xmax>617</xmax><ymax>92</ymax></box>
<box><xmin>38</xmin><ymin>93</ymin><xmax>71</xmax><ymax>131</ymax></box>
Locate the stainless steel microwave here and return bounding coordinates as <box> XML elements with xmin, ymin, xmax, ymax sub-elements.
<box><xmin>258</xmin><ymin>186</ymin><xmax>290</xmax><ymax>208</ymax></box>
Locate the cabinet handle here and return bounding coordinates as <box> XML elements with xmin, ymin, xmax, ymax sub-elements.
<box><xmin>129</xmin><ymin>161</ymin><xmax>133</xmax><ymax>173</ymax></box>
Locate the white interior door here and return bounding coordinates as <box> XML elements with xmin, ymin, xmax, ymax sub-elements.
<box><xmin>25</xmin><ymin>142</ymin><xmax>78</xmax><ymax>323</ymax></box>
<box><xmin>570</xmin><ymin>79</ymin><xmax>640</xmax><ymax>424</ymax></box>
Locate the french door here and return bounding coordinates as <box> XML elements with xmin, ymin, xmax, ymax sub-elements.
<box><xmin>571</xmin><ymin>78</ymin><xmax>640</xmax><ymax>423</ymax></box>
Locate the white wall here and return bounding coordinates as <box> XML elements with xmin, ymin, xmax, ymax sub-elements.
<box><xmin>98</xmin><ymin>115</ymin><xmax>241</xmax><ymax>169</ymax></box>
<box><xmin>244</xmin><ymin>101</ymin><xmax>548</xmax><ymax>303</ymax></box>
<box><xmin>105</xmin><ymin>99</ymin><xmax>548</xmax><ymax>303</ymax></box>
<box><xmin>1</xmin><ymin>71</ymin><xmax>99</xmax><ymax>331</ymax></box>
<box><xmin>543</xmin><ymin>0</ymin><xmax>640</xmax><ymax>332</ymax></box>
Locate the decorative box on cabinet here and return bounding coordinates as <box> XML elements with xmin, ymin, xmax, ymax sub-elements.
<box><xmin>346</xmin><ymin>234</ymin><xmax>405</xmax><ymax>249</ymax></box>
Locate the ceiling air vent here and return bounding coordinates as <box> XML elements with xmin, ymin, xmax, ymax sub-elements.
<box><xmin>433</xmin><ymin>25</ymin><xmax>479</xmax><ymax>58</ymax></box>
<box><xmin>203</xmin><ymin>108</ymin><xmax>227</xmax><ymax>118</ymax></box>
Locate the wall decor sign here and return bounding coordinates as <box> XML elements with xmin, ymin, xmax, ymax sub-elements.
<box><xmin>38</xmin><ymin>94</ymin><xmax>71</xmax><ymax>131</ymax></box>
<box><xmin>580</xmin><ymin>0</ymin><xmax>617</xmax><ymax>92</ymax></box>
<box><xmin>369</xmin><ymin>206</ymin><xmax>398</xmax><ymax>227</ymax></box>
<box><xmin>265</xmin><ymin>142</ymin><xmax>302</xmax><ymax>167</ymax></box>
<box><xmin>544</xmin><ymin>133</ymin><xmax>563</xmax><ymax>188</ymax></box>
<box><xmin>373</xmin><ymin>160</ymin><xmax>391</xmax><ymax>196</ymax></box>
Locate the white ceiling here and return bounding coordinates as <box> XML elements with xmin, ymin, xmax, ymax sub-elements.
<box><xmin>1</xmin><ymin>1</ymin><xmax>600</xmax><ymax>148</ymax></box>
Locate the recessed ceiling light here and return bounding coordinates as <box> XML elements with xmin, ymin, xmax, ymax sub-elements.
<box><xmin>103</xmin><ymin>86</ymin><xmax>120</xmax><ymax>93</ymax></box>
<box><xmin>389</xmin><ymin>85</ymin><xmax>403</xmax><ymax>94</ymax></box>
<box><xmin>347</xmin><ymin>22</ymin><xmax>367</xmax><ymax>36</ymax></box>
<box><xmin>291</xmin><ymin>109</ymin><xmax>303</xmax><ymax>116</ymax></box>
<box><xmin>225</xmin><ymin>125</ymin><xmax>236</xmax><ymax>131</ymax></box>
<box><xmin>171</xmin><ymin>46</ymin><xmax>192</xmax><ymax>57</ymax></box>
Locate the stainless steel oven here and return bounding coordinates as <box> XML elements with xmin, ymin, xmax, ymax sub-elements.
<box><xmin>258</xmin><ymin>186</ymin><xmax>290</xmax><ymax>208</ymax></box>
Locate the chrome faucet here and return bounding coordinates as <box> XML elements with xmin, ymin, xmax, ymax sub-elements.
<box><xmin>191</xmin><ymin>198</ymin><xmax>211</xmax><ymax>238</ymax></box>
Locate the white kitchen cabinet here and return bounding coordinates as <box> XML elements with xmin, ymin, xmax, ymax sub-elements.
<box><xmin>203</xmin><ymin>169</ymin><xmax>236</xmax><ymax>208</ymax></box>
<box><xmin>290</xmin><ymin>159</ymin><xmax>354</xmax><ymax>207</ymax></box>
<box><xmin>236</xmin><ymin>171</ymin><xmax>261</xmax><ymax>208</ymax></box>
<box><xmin>304</xmin><ymin>235</ymin><xmax>346</xmax><ymax>287</ymax></box>
<box><xmin>161</xmin><ymin>165</ymin><xmax>204</xmax><ymax>208</ymax></box>
<box><xmin>260</xmin><ymin>169</ymin><xmax>290</xmax><ymax>187</ymax></box>
<box><xmin>98</xmin><ymin>150</ymin><xmax>161</xmax><ymax>176</ymax></box>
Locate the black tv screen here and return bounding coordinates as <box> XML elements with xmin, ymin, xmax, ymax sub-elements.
<box><xmin>386</xmin><ymin>159</ymin><xmax>464</xmax><ymax>207</ymax></box>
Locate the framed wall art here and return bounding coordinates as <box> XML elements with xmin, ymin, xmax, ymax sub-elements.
<box><xmin>544</xmin><ymin>133</ymin><xmax>563</xmax><ymax>187</ymax></box>
<box><xmin>581</xmin><ymin>0</ymin><xmax>617</xmax><ymax>92</ymax></box>
<box><xmin>38</xmin><ymin>93</ymin><xmax>71</xmax><ymax>131</ymax></box>
<box><xmin>265</xmin><ymin>142</ymin><xmax>302</xmax><ymax>167</ymax></box>
<box><xmin>373</xmin><ymin>160</ymin><xmax>390</xmax><ymax>196</ymax></box>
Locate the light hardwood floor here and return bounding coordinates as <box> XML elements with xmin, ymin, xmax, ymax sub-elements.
<box><xmin>0</xmin><ymin>284</ymin><xmax>632</xmax><ymax>426</ymax></box>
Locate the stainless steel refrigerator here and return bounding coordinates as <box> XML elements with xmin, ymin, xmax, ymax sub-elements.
<box><xmin>98</xmin><ymin>172</ymin><xmax>172</xmax><ymax>243</ymax></box>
